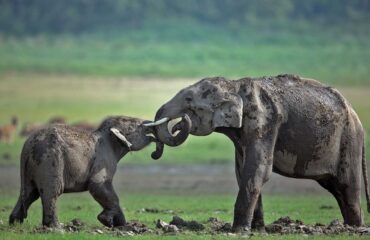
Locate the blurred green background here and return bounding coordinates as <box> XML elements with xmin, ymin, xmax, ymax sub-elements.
<box><xmin>0</xmin><ymin>0</ymin><xmax>369</xmax><ymax>165</ymax></box>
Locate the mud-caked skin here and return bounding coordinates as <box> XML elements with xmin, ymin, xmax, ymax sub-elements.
<box><xmin>152</xmin><ymin>74</ymin><xmax>369</xmax><ymax>232</ymax></box>
<box><xmin>9</xmin><ymin>116</ymin><xmax>163</xmax><ymax>227</ymax></box>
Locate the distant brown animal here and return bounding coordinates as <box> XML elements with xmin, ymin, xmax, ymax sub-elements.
<box><xmin>0</xmin><ymin>116</ymin><xmax>18</xmax><ymax>144</ymax></box>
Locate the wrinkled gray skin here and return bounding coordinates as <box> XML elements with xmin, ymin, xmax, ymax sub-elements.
<box><xmin>9</xmin><ymin>116</ymin><xmax>163</xmax><ymax>227</ymax></box>
<box><xmin>153</xmin><ymin>74</ymin><xmax>369</xmax><ymax>232</ymax></box>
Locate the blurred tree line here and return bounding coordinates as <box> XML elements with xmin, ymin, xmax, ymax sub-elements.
<box><xmin>0</xmin><ymin>0</ymin><xmax>369</xmax><ymax>35</ymax></box>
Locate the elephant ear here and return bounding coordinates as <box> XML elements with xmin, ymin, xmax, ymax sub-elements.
<box><xmin>110</xmin><ymin>128</ymin><xmax>133</xmax><ymax>149</ymax></box>
<box><xmin>212</xmin><ymin>93</ymin><xmax>243</xmax><ymax>128</ymax></box>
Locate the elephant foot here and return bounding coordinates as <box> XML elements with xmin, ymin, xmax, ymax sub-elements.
<box><xmin>232</xmin><ymin>213</ymin><xmax>253</xmax><ymax>234</ymax></box>
<box><xmin>42</xmin><ymin>214</ymin><xmax>60</xmax><ymax>228</ymax></box>
<box><xmin>251</xmin><ymin>220</ymin><xmax>265</xmax><ymax>232</ymax></box>
<box><xmin>98</xmin><ymin>210</ymin><xmax>126</xmax><ymax>227</ymax></box>
<box><xmin>98</xmin><ymin>211</ymin><xmax>114</xmax><ymax>227</ymax></box>
<box><xmin>232</xmin><ymin>225</ymin><xmax>251</xmax><ymax>234</ymax></box>
<box><xmin>43</xmin><ymin>220</ymin><xmax>61</xmax><ymax>228</ymax></box>
<box><xmin>9</xmin><ymin>213</ymin><xmax>24</xmax><ymax>225</ymax></box>
<box><xmin>252</xmin><ymin>225</ymin><xmax>266</xmax><ymax>233</ymax></box>
<box><xmin>113</xmin><ymin>212</ymin><xmax>126</xmax><ymax>227</ymax></box>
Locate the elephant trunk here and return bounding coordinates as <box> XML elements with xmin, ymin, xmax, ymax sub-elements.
<box><xmin>154</xmin><ymin>109</ymin><xmax>192</xmax><ymax>147</ymax></box>
<box><xmin>151</xmin><ymin>141</ymin><xmax>164</xmax><ymax>160</ymax></box>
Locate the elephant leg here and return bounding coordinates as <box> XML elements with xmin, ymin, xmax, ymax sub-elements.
<box><xmin>232</xmin><ymin>118</ymin><xmax>278</xmax><ymax>232</ymax></box>
<box><xmin>342</xmin><ymin>186</ymin><xmax>362</xmax><ymax>226</ymax></box>
<box><xmin>317</xmin><ymin>178</ymin><xmax>347</xmax><ymax>222</ymax></box>
<box><xmin>40</xmin><ymin>193</ymin><xmax>59</xmax><ymax>227</ymax></box>
<box><xmin>233</xmin><ymin>163</ymin><xmax>271</xmax><ymax>232</ymax></box>
<box><xmin>317</xmin><ymin>177</ymin><xmax>362</xmax><ymax>226</ymax></box>
<box><xmin>89</xmin><ymin>181</ymin><xmax>125</xmax><ymax>227</ymax></box>
<box><xmin>9</xmin><ymin>186</ymin><xmax>39</xmax><ymax>224</ymax></box>
<box><xmin>251</xmin><ymin>194</ymin><xmax>265</xmax><ymax>231</ymax></box>
<box><xmin>235</xmin><ymin>149</ymin><xmax>265</xmax><ymax>231</ymax></box>
<box><xmin>337</xmin><ymin>123</ymin><xmax>363</xmax><ymax>226</ymax></box>
<box><xmin>9</xmin><ymin>197</ymin><xmax>24</xmax><ymax>225</ymax></box>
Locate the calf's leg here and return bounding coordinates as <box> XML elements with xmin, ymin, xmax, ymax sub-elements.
<box><xmin>9</xmin><ymin>183</ymin><xmax>39</xmax><ymax>224</ymax></box>
<box><xmin>89</xmin><ymin>181</ymin><xmax>125</xmax><ymax>227</ymax></box>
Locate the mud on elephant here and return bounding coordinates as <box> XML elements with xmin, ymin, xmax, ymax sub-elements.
<box><xmin>149</xmin><ymin>74</ymin><xmax>369</xmax><ymax>232</ymax></box>
<box><xmin>9</xmin><ymin>116</ymin><xmax>163</xmax><ymax>227</ymax></box>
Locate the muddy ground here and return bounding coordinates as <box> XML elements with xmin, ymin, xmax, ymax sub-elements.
<box><xmin>0</xmin><ymin>164</ymin><xmax>328</xmax><ymax>194</ymax></box>
<box><xmin>28</xmin><ymin>215</ymin><xmax>370</xmax><ymax>236</ymax></box>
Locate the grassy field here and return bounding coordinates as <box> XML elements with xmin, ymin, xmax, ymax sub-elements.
<box><xmin>0</xmin><ymin>24</ymin><xmax>370</xmax><ymax>86</ymax></box>
<box><xmin>0</xmin><ymin>73</ymin><xmax>369</xmax><ymax>166</ymax></box>
<box><xmin>1</xmin><ymin>192</ymin><xmax>369</xmax><ymax>239</ymax></box>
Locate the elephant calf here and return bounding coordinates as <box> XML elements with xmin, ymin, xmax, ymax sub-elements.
<box><xmin>9</xmin><ymin>116</ymin><xmax>163</xmax><ymax>227</ymax></box>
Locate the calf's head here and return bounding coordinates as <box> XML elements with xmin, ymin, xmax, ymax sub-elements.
<box><xmin>97</xmin><ymin>116</ymin><xmax>164</xmax><ymax>159</ymax></box>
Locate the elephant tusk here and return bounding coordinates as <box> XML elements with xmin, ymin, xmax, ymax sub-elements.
<box><xmin>110</xmin><ymin>128</ymin><xmax>133</xmax><ymax>148</ymax></box>
<box><xmin>145</xmin><ymin>133</ymin><xmax>156</xmax><ymax>138</ymax></box>
<box><xmin>146</xmin><ymin>133</ymin><xmax>158</xmax><ymax>142</ymax></box>
<box><xmin>143</xmin><ymin>117</ymin><xmax>169</xmax><ymax>127</ymax></box>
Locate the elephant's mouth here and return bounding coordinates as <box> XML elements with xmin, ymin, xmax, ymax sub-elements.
<box><xmin>145</xmin><ymin>114</ymin><xmax>192</xmax><ymax>147</ymax></box>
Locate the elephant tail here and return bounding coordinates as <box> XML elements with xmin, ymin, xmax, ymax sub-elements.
<box><xmin>362</xmin><ymin>140</ymin><xmax>370</xmax><ymax>213</ymax></box>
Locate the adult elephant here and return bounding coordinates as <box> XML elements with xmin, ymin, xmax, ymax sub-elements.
<box><xmin>146</xmin><ymin>74</ymin><xmax>369</xmax><ymax>232</ymax></box>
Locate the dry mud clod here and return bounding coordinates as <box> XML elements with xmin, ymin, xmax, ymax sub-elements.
<box><xmin>170</xmin><ymin>215</ymin><xmax>205</xmax><ymax>231</ymax></box>
<box><xmin>114</xmin><ymin>220</ymin><xmax>152</xmax><ymax>235</ymax></box>
<box><xmin>94</xmin><ymin>229</ymin><xmax>104</xmax><ymax>234</ymax></box>
<box><xmin>208</xmin><ymin>217</ymin><xmax>232</xmax><ymax>232</ymax></box>
<box><xmin>33</xmin><ymin>225</ymin><xmax>65</xmax><ymax>234</ymax></box>
<box><xmin>265</xmin><ymin>216</ymin><xmax>370</xmax><ymax>235</ymax></box>
<box><xmin>63</xmin><ymin>218</ymin><xmax>84</xmax><ymax>232</ymax></box>
<box><xmin>156</xmin><ymin>219</ymin><xmax>179</xmax><ymax>234</ymax></box>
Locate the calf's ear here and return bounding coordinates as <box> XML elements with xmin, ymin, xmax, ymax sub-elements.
<box><xmin>110</xmin><ymin>128</ymin><xmax>132</xmax><ymax>148</ymax></box>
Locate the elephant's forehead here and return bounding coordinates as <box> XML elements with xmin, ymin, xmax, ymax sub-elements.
<box><xmin>190</xmin><ymin>84</ymin><xmax>221</xmax><ymax>98</ymax></box>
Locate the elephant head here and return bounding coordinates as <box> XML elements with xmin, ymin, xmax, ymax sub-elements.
<box><xmin>99</xmin><ymin>116</ymin><xmax>164</xmax><ymax>159</ymax></box>
<box><xmin>148</xmin><ymin>77</ymin><xmax>243</xmax><ymax>147</ymax></box>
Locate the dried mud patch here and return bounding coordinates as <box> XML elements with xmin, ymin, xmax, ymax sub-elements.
<box><xmin>113</xmin><ymin>220</ymin><xmax>153</xmax><ymax>235</ymax></box>
<box><xmin>26</xmin><ymin>216</ymin><xmax>370</xmax><ymax>236</ymax></box>
<box><xmin>207</xmin><ymin>217</ymin><xmax>232</xmax><ymax>232</ymax></box>
<box><xmin>32</xmin><ymin>218</ymin><xmax>86</xmax><ymax>234</ymax></box>
<box><xmin>265</xmin><ymin>216</ymin><xmax>370</xmax><ymax>235</ymax></box>
<box><xmin>157</xmin><ymin>215</ymin><xmax>370</xmax><ymax>236</ymax></box>
<box><xmin>169</xmin><ymin>216</ymin><xmax>205</xmax><ymax>231</ymax></box>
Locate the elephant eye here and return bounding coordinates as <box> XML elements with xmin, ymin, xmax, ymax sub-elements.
<box><xmin>185</xmin><ymin>97</ymin><xmax>192</xmax><ymax>102</ymax></box>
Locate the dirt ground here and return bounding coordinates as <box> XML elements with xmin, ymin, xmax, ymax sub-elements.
<box><xmin>0</xmin><ymin>164</ymin><xmax>328</xmax><ymax>194</ymax></box>
<box><xmin>31</xmin><ymin>215</ymin><xmax>370</xmax><ymax>236</ymax></box>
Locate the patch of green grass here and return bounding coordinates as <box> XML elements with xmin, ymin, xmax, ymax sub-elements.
<box><xmin>0</xmin><ymin>192</ymin><xmax>369</xmax><ymax>239</ymax></box>
<box><xmin>0</xmin><ymin>73</ymin><xmax>369</xmax><ymax>166</ymax></box>
<box><xmin>0</xmin><ymin>23</ymin><xmax>369</xmax><ymax>85</ymax></box>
